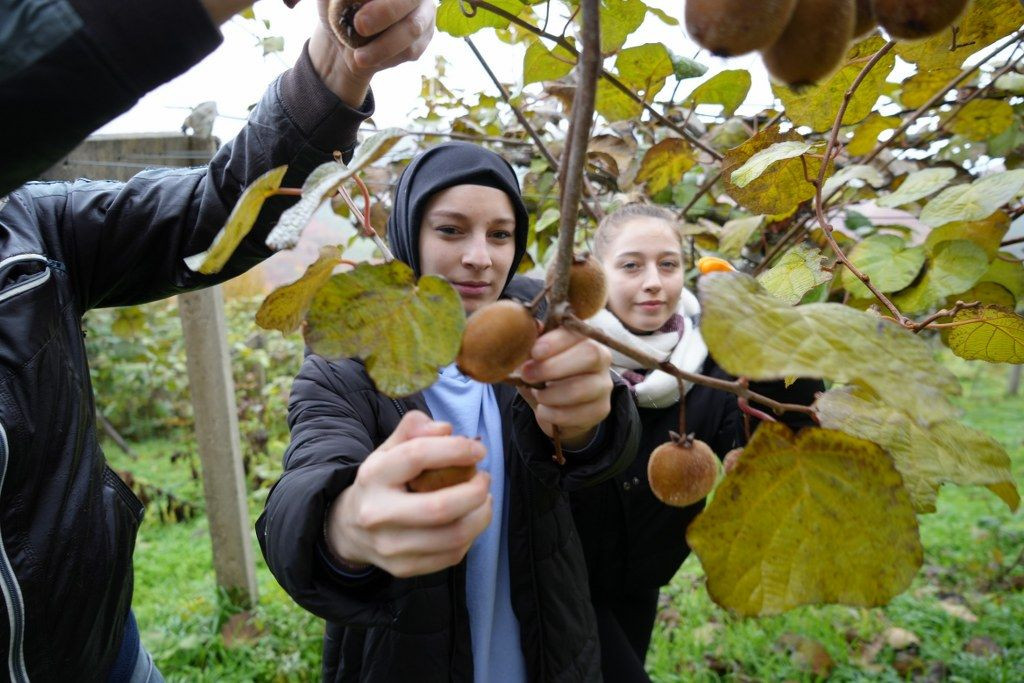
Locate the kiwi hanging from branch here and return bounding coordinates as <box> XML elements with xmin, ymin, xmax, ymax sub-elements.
<box><xmin>870</xmin><ymin>0</ymin><xmax>970</xmax><ymax>40</ymax></box>
<box><xmin>761</xmin><ymin>0</ymin><xmax>857</xmax><ymax>87</ymax></box>
<box><xmin>648</xmin><ymin>432</ymin><xmax>719</xmax><ymax>508</ymax></box>
<box><xmin>456</xmin><ymin>300</ymin><xmax>539</xmax><ymax>384</ymax></box>
<box><xmin>685</xmin><ymin>0</ymin><xmax>799</xmax><ymax>57</ymax></box>
<box><xmin>546</xmin><ymin>253</ymin><xmax>607</xmax><ymax>320</ymax></box>
<box><xmin>327</xmin><ymin>0</ymin><xmax>380</xmax><ymax>49</ymax></box>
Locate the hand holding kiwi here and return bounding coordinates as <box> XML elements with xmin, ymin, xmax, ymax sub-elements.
<box><xmin>327</xmin><ymin>0</ymin><xmax>380</xmax><ymax>48</ymax></box>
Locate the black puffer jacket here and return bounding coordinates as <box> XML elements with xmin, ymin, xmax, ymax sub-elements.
<box><xmin>571</xmin><ymin>359</ymin><xmax>822</xmax><ymax>597</ymax></box>
<box><xmin>0</xmin><ymin>49</ymin><xmax>371</xmax><ymax>680</ymax></box>
<box><xmin>256</xmin><ymin>290</ymin><xmax>641</xmax><ymax>682</ymax></box>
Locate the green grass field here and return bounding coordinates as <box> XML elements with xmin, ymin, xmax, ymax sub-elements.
<box><xmin>117</xmin><ymin>358</ymin><xmax>1024</xmax><ymax>681</ymax></box>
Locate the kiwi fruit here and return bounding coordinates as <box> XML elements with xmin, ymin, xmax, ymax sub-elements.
<box><xmin>407</xmin><ymin>465</ymin><xmax>477</xmax><ymax>493</ymax></box>
<box><xmin>685</xmin><ymin>0</ymin><xmax>799</xmax><ymax>57</ymax></box>
<box><xmin>853</xmin><ymin>0</ymin><xmax>876</xmax><ymax>38</ymax></box>
<box><xmin>871</xmin><ymin>0</ymin><xmax>969</xmax><ymax>40</ymax></box>
<box><xmin>761</xmin><ymin>0</ymin><xmax>856</xmax><ymax>87</ymax></box>
<box><xmin>547</xmin><ymin>254</ymin><xmax>607</xmax><ymax>320</ymax></box>
<box><xmin>456</xmin><ymin>300</ymin><xmax>538</xmax><ymax>384</ymax></box>
<box><xmin>723</xmin><ymin>447</ymin><xmax>744</xmax><ymax>474</ymax></box>
<box><xmin>327</xmin><ymin>0</ymin><xmax>379</xmax><ymax>49</ymax></box>
<box><xmin>647</xmin><ymin>433</ymin><xmax>719</xmax><ymax>508</ymax></box>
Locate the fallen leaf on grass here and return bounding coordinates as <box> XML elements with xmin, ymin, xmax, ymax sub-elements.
<box><xmin>221</xmin><ymin>611</ymin><xmax>264</xmax><ymax>648</ymax></box>
<box><xmin>691</xmin><ymin>622</ymin><xmax>724</xmax><ymax>647</ymax></box>
<box><xmin>938</xmin><ymin>599</ymin><xmax>978</xmax><ymax>622</ymax></box>
<box><xmin>776</xmin><ymin>633</ymin><xmax>835</xmax><ymax>678</ymax></box>
<box><xmin>884</xmin><ymin>626</ymin><xmax>921</xmax><ymax>650</ymax></box>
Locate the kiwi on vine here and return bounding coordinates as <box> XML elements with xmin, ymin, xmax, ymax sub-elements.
<box><xmin>327</xmin><ymin>0</ymin><xmax>379</xmax><ymax>49</ymax></box>
<box><xmin>685</xmin><ymin>0</ymin><xmax>799</xmax><ymax>57</ymax></box>
<box><xmin>852</xmin><ymin>0</ymin><xmax>876</xmax><ymax>38</ymax></box>
<box><xmin>647</xmin><ymin>433</ymin><xmax>719</xmax><ymax>508</ymax></box>
<box><xmin>408</xmin><ymin>465</ymin><xmax>477</xmax><ymax>493</ymax></box>
<box><xmin>456</xmin><ymin>300</ymin><xmax>539</xmax><ymax>384</ymax></box>
<box><xmin>761</xmin><ymin>0</ymin><xmax>856</xmax><ymax>87</ymax></box>
<box><xmin>723</xmin><ymin>447</ymin><xmax>744</xmax><ymax>474</ymax></box>
<box><xmin>546</xmin><ymin>254</ymin><xmax>607</xmax><ymax>320</ymax></box>
<box><xmin>871</xmin><ymin>0</ymin><xmax>969</xmax><ymax>40</ymax></box>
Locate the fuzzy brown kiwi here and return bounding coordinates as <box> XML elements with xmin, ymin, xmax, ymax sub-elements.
<box><xmin>407</xmin><ymin>465</ymin><xmax>478</xmax><ymax>493</ymax></box>
<box><xmin>327</xmin><ymin>0</ymin><xmax>379</xmax><ymax>49</ymax></box>
<box><xmin>852</xmin><ymin>0</ymin><xmax>876</xmax><ymax>38</ymax></box>
<box><xmin>871</xmin><ymin>0</ymin><xmax>969</xmax><ymax>40</ymax></box>
<box><xmin>761</xmin><ymin>0</ymin><xmax>856</xmax><ymax>87</ymax></box>
<box><xmin>456</xmin><ymin>300</ymin><xmax>539</xmax><ymax>384</ymax></box>
<box><xmin>647</xmin><ymin>433</ymin><xmax>719</xmax><ymax>508</ymax></box>
<box><xmin>685</xmin><ymin>0</ymin><xmax>799</xmax><ymax>57</ymax></box>
<box><xmin>723</xmin><ymin>447</ymin><xmax>744</xmax><ymax>474</ymax></box>
<box><xmin>546</xmin><ymin>254</ymin><xmax>607</xmax><ymax>320</ymax></box>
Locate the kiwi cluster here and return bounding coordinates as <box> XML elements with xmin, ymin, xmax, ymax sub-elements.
<box><xmin>686</xmin><ymin>0</ymin><xmax>971</xmax><ymax>86</ymax></box>
<box><xmin>648</xmin><ymin>433</ymin><xmax>720</xmax><ymax>507</ymax></box>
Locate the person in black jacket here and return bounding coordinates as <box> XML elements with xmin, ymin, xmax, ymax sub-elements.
<box><xmin>0</xmin><ymin>0</ymin><xmax>434</xmax><ymax>196</ymax></box>
<box><xmin>0</xmin><ymin>3</ymin><xmax>433</xmax><ymax>680</ymax></box>
<box><xmin>257</xmin><ymin>142</ymin><xmax>641</xmax><ymax>682</ymax></box>
<box><xmin>569</xmin><ymin>204</ymin><xmax>821</xmax><ymax>682</ymax></box>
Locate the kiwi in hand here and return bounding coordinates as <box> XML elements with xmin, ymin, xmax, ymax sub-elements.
<box><xmin>685</xmin><ymin>0</ymin><xmax>799</xmax><ymax>57</ymax></box>
<box><xmin>761</xmin><ymin>0</ymin><xmax>856</xmax><ymax>87</ymax></box>
<box><xmin>407</xmin><ymin>465</ymin><xmax>478</xmax><ymax>493</ymax></box>
<box><xmin>647</xmin><ymin>432</ymin><xmax>719</xmax><ymax>508</ymax></box>
<box><xmin>327</xmin><ymin>0</ymin><xmax>379</xmax><ymax>49</ymax></box>
<box><xmin>456</xmin><ymin>300</ymin><xmax>539</xmax><ymax>384</ymax></box>
<box><xmin>871</xmin><ymin>0</ymin><xmax>969</xmax><ymax>40</ymax></box>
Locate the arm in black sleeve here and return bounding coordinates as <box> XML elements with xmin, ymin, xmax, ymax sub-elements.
<box><xmin>5</xmin><ymin>43</ymin><xmax>372</xmax><ymax>311</ymax></box>
<box><xmin>0</xmin><ymin>0</ymin><xmax>224</xmax><ymax>195</ymax></box>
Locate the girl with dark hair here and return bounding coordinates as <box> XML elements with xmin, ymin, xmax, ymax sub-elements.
<box><xmin>258</xmin><ymin>142</ymin><xmax>640</xmax><ymax>682</ymax></box>
<box><xmin>570</xmin><ymin>204</ymin><xmax>821</xmax><ymax>682</ymax></box>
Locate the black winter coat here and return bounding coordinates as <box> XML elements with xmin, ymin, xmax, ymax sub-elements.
<box><xmin>256</xmin><ymin>322</ymin><xmax>642</xmax><ymax>682</ymax></box>
<box><xmin>0</xmin><ymin>50</ymin><xmax>371</xmax><ymax>680</ymax></box>
<box><xmin>571</xmin><ymin>358</ymin><xmax>821</xmax><ymax>598</ymax></box>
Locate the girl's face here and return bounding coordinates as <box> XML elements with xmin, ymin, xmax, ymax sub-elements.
<box><xmin>418</xmin><ymin>184</ymin><xmax>517</xmax><ymax>314</ymax></box>
<box><xmin>601</xmin><ymin>217</ymin><xmax>685</xmax><ymax>333</ymax></box>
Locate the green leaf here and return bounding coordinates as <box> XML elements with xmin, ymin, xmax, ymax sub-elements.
<box><xmin>669</xmin><ymin>51</ymin><xmax>706</xmax><ymax>80</ymax></box>
<box><xmin>817</xmin><ymin>387</ymin><xmax>1020</xmax><ymax>513</ymax></box>
<box><xmin>919</xmin><ymin>170</ymin><xmax>1024</xmax><ymax>227</ymax></box>
<box><xmin>723</xmin><ymin>128</ymin><xmax>825</xmax><ymax>216</ymax></box>
<box><xmin>615</xmin><ymin>43</ymin><xmax>674</xmax><ymax>95</ymax></box>
<box><xmin>877</xmin><ymin>167</ymin><xmax>958</xmax><ymax>208</ymax></box>
<box><xmin>687</xmin><ymin>70</ymin><xmax>751</xmax><ymax>117</ymax></box>
<box><xmin>947</xmin><ymin>306</ymin><xmax>1024</xmax><ymax>364</ymax></box>
<box><xmin>900</xmin><ymin>68</ymin><xmax>961</xmax><ymax>109</ymax></box>
<box><xmin>523</xmin><ymin>39</ymin><xmax>576</xmax><ymax>85</ymax></box>
<box><xmin>979</xmin><ymin>254</ymin><xmax>1024</xmax><ymax>302</ymax></box>
<box><xmin>600</xmin><ymin>0</ymin><xmax>648</xmax><ymax>54</ymax></box>
<box><xmin>111</xmin><ymin>306</ymin><xmax>147</xmax><ymax>338</ymax></box>
<box><xmin>635</xmin><ymin>138</ymin><xmax>697</xmax><ymax>195</ymax></box>
<box><xmin>731</xmin><ymin>141</ymin><xmax>817</xmax><ymax>189</ymax></box>
<box><xmin>534</xmin><ymin>207</ymin><xmax>560</xmax><ymax>233</ymax></box>
<box><xmin>842</xmin><ymin>234</ymin><xmax>926</xmax><ymax>299</ymax></box>
<box><xmin>847</xmin><ymin>113</ymin><xmax>901</xmax><ymax>157</ymax></box>
<box><xmin>924</xmin><ymin>211</ymin><xmax>1011</xmax><ymax>260</ymax></box>
<box><xmin>436</xmin><ymin>0</ymin><xmax>523</xmax><ymax>36</ymax></box>
<box><xmin>185</xmin><ymin>165</ymin><xmax>288</xmax><ymax>274</ymax></box>
<box><xmin>947</xmin><ymin>100</ymin><xmax>1015</xmax><ymax>141</ymax></box>
<box><xmin>718</xmin><ymin>215</ymin><xmax>764</xmax><ymax>258</ymax></box>
<box><xmin>255</xmin><ymin>246</ymin><xmax>344</xmax><ymax>334</ymax></box>
<box><xmin>688</xmin><ymin>423</ymin><xmax>922</xmax><ymax>616</ymax></box>
<box><xmin>595</xmin><ymin>78</ymin><xmax>643</xmax><ymax>122</ymax></box>
<box><xmin>646</xmin><ymin>5</ymin><xmax>679</xmax><ymax>25</ymax></box>
<box><xmin>892</xmin><ymin>240</ymin><xmax>990</xmax><ymax>315</ymax></box>
<box><xmin>698</xmin><ymin>272</ymin><xmax>962</xmax><ymax>421</ymax></box>
<box><xmin>822</xmin><ymin>164</ymin><xmax>886</xmax><ymax>197</ymax></box>
<box><xmin>304</xmin><ymin>261</ymin><xmax>465</xmax><ymax>397</ymax></box>
<box><xmin>756</xmin><ymin>245</ymin><xmax>832</xmax><ymax>305</ymax></box>
<box><xmin>350</xmin><ymin>128</ymin><xmax>407</xmax><ymax>169</ymax></box>
<box><xmin>774</xmin><ymin>36</ymin><xmax>896</xmax><ymax>133</ymax></box>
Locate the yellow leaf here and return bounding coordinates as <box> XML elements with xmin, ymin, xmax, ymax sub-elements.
<box><xmin>635</xmin><ymin>138</ymin><xmax>696</xmax><ymax>195</ymax></box>
<box><xmin>600</xmin><ymin>0</ymin><xmax>648</xmax><ymax>54</ymax></box>
<box><xmin>687</xmin><ymin>423</ymin><xmax>922</xmax><ymax>616</ymax></box>
<box><xmin>255</xmin><ymin>246</ymin><xmax>344</xmax><ymax>334</ymax></box>
<box><xmin>730</xmin><ymin>141</ymin><xmax>817</xmax><ymax>189</ymax></box>
<box><xmin>595</xmin><ymin>78</ymin><xmax>642</xmax><ymax>122</ymax></box>
<box><xmin>774</xmin><ymin>37</ymin><xmax>897</xmax><ymax>133</ymax></box>
<box><xmin>436</xmin><ymin>0</ymin><xmax>523</xmax><ymax>37</ymax></box>
<box><xmin>723</xmin><ymin>126</ymin><xmax>825</xmax><ymax>215</ymax></box>
<box><xmin>615</xmin><ymin>43</ymin><xmax>674</xmax><ymax>95</ymax></box>
<box><xmin>184</xmin><ymin>165</ymin><xmax>288</xmax><ymax>274</ymax></box>
<box><xmin>948</xmin><ymin>281</ymin><xmax>1017</xmax><ymax>310</ymax></box>
<box><xmin>817</xmin><ymin>387</ymin><xmax>1019</xmax><ymax>513</ymax></box>
<box><xmin>847</xmin><ymin>113</ymin><xmax>901</xmax><ymax>157</ymax></box>
<box><xmin>842</xmin><ymin>234</ymin><xmax>926</xmax><ymax>299</ymax></box>
<box><xmin>523</xmin><ymin>39</ymin><xmax>575</xmax><ymax>85</ymax></box>
<box><xmin>947</xmin><ymin>99</ymin><xmax>1015</xmax><ymax>141</ymax></box>
<box><xmin>718</xmin><ymin>215</ymin><xmax>764</xmax><ymax>258</ymax></box>
<box><xmin>947</xmin><ymin>306</ymin><xmax>1024</xmax><ymax>364</ymax></box>
<box><xmin>978</xmin><ymin>253</ymin><xmax>1024</xmax><ymax>302</ymax></box>
<box><xmin>901</xmin><ymin>68</ymin><xmax>961</xmax><ymax>109</ymax></box>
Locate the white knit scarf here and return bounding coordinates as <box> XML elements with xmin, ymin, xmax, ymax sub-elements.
<box><xmin>587</xmin><ymin>289</ymin><xmax>708</xmax><ymax>409</ymax></box>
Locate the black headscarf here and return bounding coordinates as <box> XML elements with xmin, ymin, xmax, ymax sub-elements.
<box><xmin>387</xmin><ymin>142</ymin><xmax>530</xmax><ymax>290</ymax></box>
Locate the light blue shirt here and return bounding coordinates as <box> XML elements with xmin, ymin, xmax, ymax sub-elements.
<box><xmin>423</xmin><ymin>364</ymin><xmax>527</xmax><ymax>683</ymax></box>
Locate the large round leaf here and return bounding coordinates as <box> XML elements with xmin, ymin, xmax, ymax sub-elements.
<box><xmin>947</xmin><ymin>306</ymin><xmax>1024</xmax><ymax>364</ymax></box>
<box><xmin>842</xmin><ymin>234</ymin><xmax>926</xmax><ymax>299</ymax></box>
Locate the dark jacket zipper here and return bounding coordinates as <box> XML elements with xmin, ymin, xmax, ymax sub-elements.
<box><xmin>0</xmin><ymin>421</ymin><xmax>29</xmax><ymax>682</ymax></box>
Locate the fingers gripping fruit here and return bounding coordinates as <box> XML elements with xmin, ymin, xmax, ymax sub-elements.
<box><xmin>327</xmin><ymin>0</ymin><xmax>379</xmax><ymax>48</ymax></box>
<box><xmin>547</xmin><ymin>254</ymin><xmax>607</xmax><ymax>320</ymax></box>
<box><xmin>456</xmin><ymin>300</ymin><xmax>539</xmax><ymax>384</ymax></box>
<box><xmin>648</xmin><ymin>433</ymin><xmax>719</xmax><ymax>508</ymax></box>
<box><xmin>408</xmin><ymin>465</ymin><xmax>478</xmax><ymax>493</ymax></box>
<box><xmin>685</xmin><ymin>0</ymin><xmax>799</xmax><ymax>57</ymax></box>
<box><xmin>761</xmin><ymin>0</ymin><xmax>856</xmax><ymax>87</ymax></box>
<box><xmin>871</xmin><ymin>0</ymin><xmax>970</xmax><ymax>40</ymax></box>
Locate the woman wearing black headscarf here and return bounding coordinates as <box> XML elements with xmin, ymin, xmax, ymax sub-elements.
<box><xmin>258</xmin><ymin>142</ymin><xmax>640</xmax><ymax>682</ymax></box>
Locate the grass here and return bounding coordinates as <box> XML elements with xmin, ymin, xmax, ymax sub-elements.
<box><xmin>116</xmin><ymin>357</ymin><xmax>1024</xmax><ymax>681</ymax></box>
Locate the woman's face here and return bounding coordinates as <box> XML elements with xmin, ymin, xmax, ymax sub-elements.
<box><xmin>418</xmin><ymin>184</ymin><xmax>517</xmax><ymax>314</ymax></box>
<box><xmin>601</xmin><ymin>217</ymin><xmax>685</xmax><ymax>333</ymax></box>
